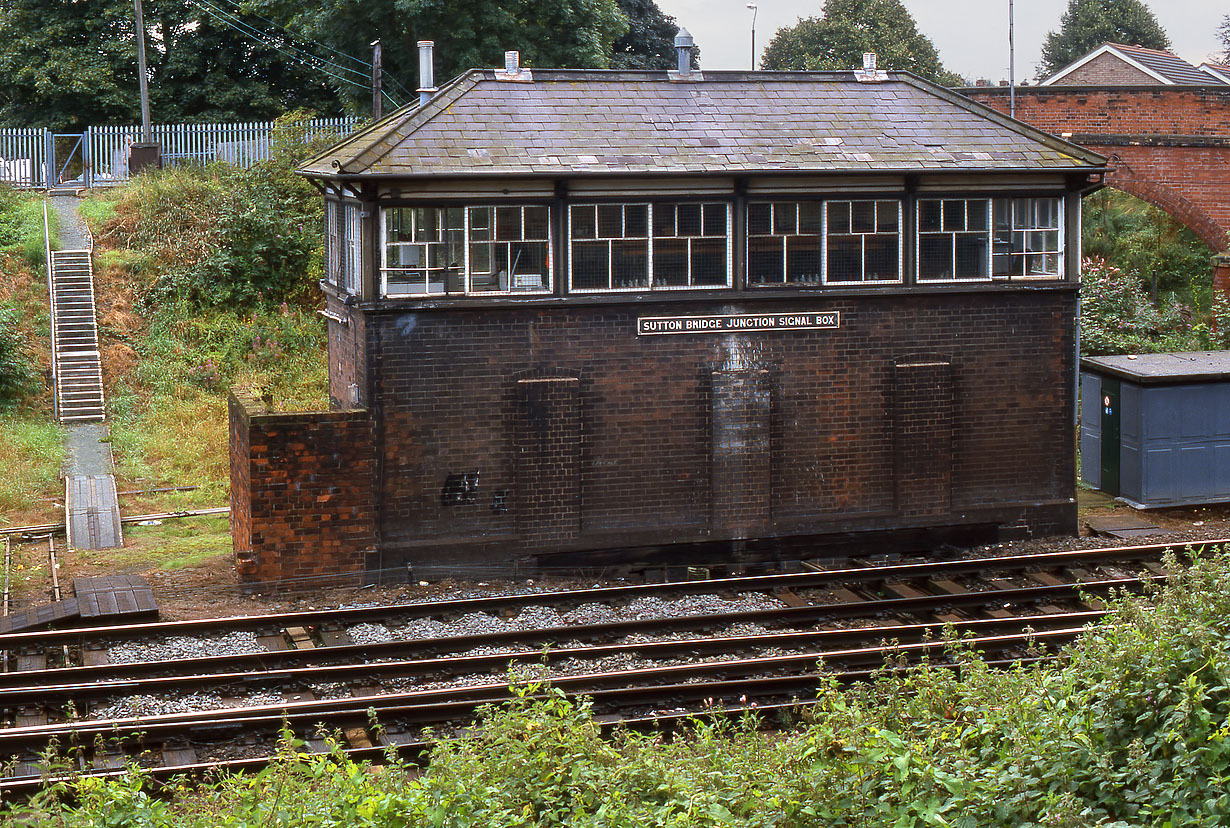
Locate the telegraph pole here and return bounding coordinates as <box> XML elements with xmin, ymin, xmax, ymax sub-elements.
<box><xmin>129</xmin><ymin>0</ymin><xmax>160</xmax><ymax>172</ymax></box>
<box><xmin>372</xmin><ymin>40</ymin><xmax>383</xmax><ymax>120</ymax></box>
<box><xmin>1009</xmin><ymin>0</ymin><xmax>1016</xmax><ymax>118</ymax></box>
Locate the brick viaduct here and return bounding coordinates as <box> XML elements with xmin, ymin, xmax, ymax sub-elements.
<box><xmin>964</xmin><ymin>86</ymin><xmax>1230</xmax><ymax>289</ymax></box>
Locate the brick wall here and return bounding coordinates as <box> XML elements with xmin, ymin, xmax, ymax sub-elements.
<box><xmin>358</xmin><ymin>289</ymin><xmax>1077</xmax><ymax>571</ymax></box>
<box><xmin>965</xmin><ymin>86</ymin><xmax>1230</xmax><ymax>136</ymax></box>
<box><xmin>1050</xmin><ymin>53</ymin><xmax>1163</xmax><ymax>86</ymax></box>
<box><xmin>964</xmin><ymin>86</ymin><xmax>1230</xmax><ymax>251</ymax></box>
<box><xmin>229</xmin><ymin>391</ymin><xmax>377</xmax><ymax>589</ymax></box>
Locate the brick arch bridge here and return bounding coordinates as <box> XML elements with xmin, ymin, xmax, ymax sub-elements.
<box><xmin>964</xmin><ymin>86</ymin><xmax>1230</xmax><ymax>284</ymax></box>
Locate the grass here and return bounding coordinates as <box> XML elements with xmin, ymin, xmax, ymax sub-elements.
<box><xmin>0</xmin><ymin>418</ymin><xmax>63</xmax><ymax>522</ymax></box>
<box><xmin>76</xmin><ymin>515</ymin><xmax>231</xmax><ymax>571</ymax></box>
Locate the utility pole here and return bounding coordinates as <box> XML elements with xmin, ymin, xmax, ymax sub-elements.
<box><xmin>747</xmin><ymin>3</ymin><xmax>758</xmax><ymax>71</ymax></box>
<box><xmin>129</xmin><ymin>0</ymin><xmax>160</xmax><ymax>173</ymax></box>
<box><xmin>372</xmin><ymin>40</ymin><xmax>383</xmax><ymax>120</ymax></box>
<box><xmin>1009</xmin><ymin>0</ymin><xmax>1016</xmax><ymax>118</ymax></box>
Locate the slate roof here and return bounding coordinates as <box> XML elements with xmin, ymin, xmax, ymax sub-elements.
<box><xmin>1044</xmin><ymin>43</ymin><xmax>1224</xmax><ymax>86</ymax></box>
<box><xmin>1201</xmin><ymin>62</ymin><xmax>1230</xmax><ymax>84</ymax></box>
<box><xmin>1111</xmin><ymin>44</ymin><xmax>1223</xmax><ymax>85</ymax></box>
<box><xmin>1082</xmin><ymin>351</ymin><xmax>1230</xmax><ymax>384</ymax></box>
<box><xmin>301</xmin><ymin>70</ymin><xmax>1104</xmax><ymax>179</ymax></box>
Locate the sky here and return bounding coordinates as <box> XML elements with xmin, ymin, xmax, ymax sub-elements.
<box><xmin>655</xmin><ymin>0</ymin><xmax>1228</xmax><ymax>82</ymax></box>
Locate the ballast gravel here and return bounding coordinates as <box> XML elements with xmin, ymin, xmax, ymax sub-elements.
<box><xmin>108</xmin><ymin>631</ymin><xmax>264</xmax><ymax>663</ymax></box>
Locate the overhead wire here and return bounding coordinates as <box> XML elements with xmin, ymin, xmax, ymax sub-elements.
<box><xmin>185</xmin><ymin>0</ymin><xmax>410</xmax><ymax>106</ymax></box>
<box><xmin>201</xmin><ymin>0</ymin><xmax>419</xmax><ymax>103</ymax></box>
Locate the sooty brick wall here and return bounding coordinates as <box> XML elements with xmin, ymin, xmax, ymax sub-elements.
<box><xmin>361</xmin><ymin>287</ymin><xmax>1076</xmax><ymax>572</ymax></box>
<box><xmin>229</xmin><ymin>391</ymin><xmax>377</xmax><ymax>588</ymax></box>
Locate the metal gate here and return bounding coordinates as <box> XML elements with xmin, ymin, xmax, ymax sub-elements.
<box><xmin>49</xmin><ymin>133</ymin><xmax>88</xmax><ymax>187</ymax></box>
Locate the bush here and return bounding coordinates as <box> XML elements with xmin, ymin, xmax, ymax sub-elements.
<box><xmin>0</xmin><ymin>304</ymin><xmax>36</xmax><ymax>405</ymax></box>
<box><xmin>1080</xmin><ymin>257</ymin><xmax>1229</xmax><ymax>355</ymax></box>
<box><xmin>91</xmin><ymin>111</ymin><xmax>339</xmax><ymax>313</ymax></box>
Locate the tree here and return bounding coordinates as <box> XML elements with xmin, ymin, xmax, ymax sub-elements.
<box><xmin>1220</xmin><ymin>15</ymin><xmax>1230</xmax><ymax>64</ymax></box>
<box><xmin>760</xmin><ymin>0</ymin><xmax>962</xmax><ymax>85</ymax></box>
<box><xmin>609</xmin><ymin>0</ymin><xmax>697</xmax><ymax>70</ymax></box>
<box><xmin>1038</xmin><ymin>0</ymin><xmax>1170</xmax><ymax>77</ymax></box>
<box><xmin>249</xmin><ymin>0</ymin><xmax>630</xmax><ymax>113</ymax></box>
<box><xmin>0</xmin><ymin>0</ymin><xmax>342</xmax><ymax>130</ymax></box>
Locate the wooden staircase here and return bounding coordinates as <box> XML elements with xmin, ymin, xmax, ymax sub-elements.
<box><xmin>49</xmin><ymin>248</ymin><xmax>105</xmax><ymax>422</ymax></box>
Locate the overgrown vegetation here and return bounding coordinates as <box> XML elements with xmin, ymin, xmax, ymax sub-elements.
<box><xmin>84</xmin><ymin>113</ymin><xmax>334</xmax><ymax>504</ymax></box>
<box><xmin>0</xmin><ymin>185</ymin><xmax>62</xmax><ymax>524</ymax></box>
<box><xmin>14</xmin><ymin>550</ymin><xmax>1230</xmax><ymax>825</ymax></box>
<box><xmin>1080</xmin><ymin>189</ymin><xmax>1220</xmax><ymax>356</ymax></box>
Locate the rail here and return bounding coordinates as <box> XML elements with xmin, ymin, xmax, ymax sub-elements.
<box><xmin>42</xmin><ymin>200</ymin><xmax>57</xmax><ymax>420</ymax></box>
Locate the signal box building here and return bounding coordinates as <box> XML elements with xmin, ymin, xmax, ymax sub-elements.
<box><xmin>229</xmin><ymin>57</ymin><xmax>1107</xmax><ymax>586</ymax></box>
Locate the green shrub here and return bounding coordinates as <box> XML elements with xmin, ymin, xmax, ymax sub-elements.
<box><xmin>92</xmin><ymin>111</ymin><xmax>338</xmax><ymax>313</ymax></box>
<box><xmin>0</xmin><ymin>186</ymin><xmax>53</xmax><ymax>265</ymax></box>
<box><xmin>0</xmin><ymin>304</ymin><xmax>36</xmax><ymax>405</ymax></box>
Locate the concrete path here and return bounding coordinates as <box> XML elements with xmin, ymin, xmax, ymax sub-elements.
<box><xmin>47</xmin><ymin>195</ymin><xmax>123</xmax><ymax>550</ymax></box>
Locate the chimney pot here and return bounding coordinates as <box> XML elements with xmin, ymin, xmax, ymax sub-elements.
<box><xmin>675</xmin><ymin>28</ymin><xmax>695</xmax><ymax>74</ymax></box>
<box><xmin>417</xmin><ymin>41</ymin><xmax>436</xmax><ymax>107</ymax></box>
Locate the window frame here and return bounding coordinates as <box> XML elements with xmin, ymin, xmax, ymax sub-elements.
<box><xmin>915</xmin><ymin>197</ymin><xmax>993</xmax><ymax>284</ymax></box>
<box><xmin>822</xmin><ymin>199</ymin><xmax>904</xmax><ymax>286</ymax></box>
<box><xmin>991</xmin><ymin>196</ymin><xmax>1065</xmax><ymax>280</ymax></box>
<box><xmin>567</xmin><ymin>201</ymin><xmax>733</xmax><ymax>293</ymax></box>
<box><xmin>379</xmin><ymin>203</ymin><xmax>553</xmax><ymax>298</ymax></box>
<box><xmin>745</xmin><ymin>200</ymin><xmax>825</xmax><ymax>287</ymax></box>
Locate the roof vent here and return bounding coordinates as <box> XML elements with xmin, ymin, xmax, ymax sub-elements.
<box><xmin>496</xmin><ymin>50</ymin><xmax>533</xmax><ymax>82</ymax></box>
<box><xmin>855</xmin><ymin>51</ymin><xmax>888</xmax><ymax>83</ymax></box>
<box><xmin>668</xmin><ymin>28</ymin><xmax>703</xmax><ymax>82</ymax></box>
<box><xmin>417</xmin><ymin>41</ymin><xmax>437</xmax><ymax>106</ymax></box>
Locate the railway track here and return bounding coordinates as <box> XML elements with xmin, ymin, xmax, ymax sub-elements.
<box><xmin>0</xmin><ymin>540</ymin><xmax>1219</xmax><ymax>794</ymax></box>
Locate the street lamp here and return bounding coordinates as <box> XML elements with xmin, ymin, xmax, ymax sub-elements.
<box><xmin>747</xmin><ymin>3</ymin><xmax>758</xmax><ymax>70</ymax></box>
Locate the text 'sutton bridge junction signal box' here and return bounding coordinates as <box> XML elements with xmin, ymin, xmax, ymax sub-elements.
<box><xmin>1081</xmin><ymin>351</ymin><xmax>1230</xmax><ymax>508</ymax></box>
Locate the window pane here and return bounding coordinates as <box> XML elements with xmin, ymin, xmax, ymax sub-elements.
<box><xmin>691</xmin><ymin>238</ymin><xmax>727</xmax><ymax>285</ymax></box>
<box><xmin>799</xmin><ymin>202</ymin><xmax>823</xmax><ymax>234</ymax></box>
<box><xmin>942</xmin><ymin>200</ymin><xmax>964</xmax><ymax>232</ymax></box>
<box><xmin>572</xmin><ymin>206</ymin><xmax>597</xmax><ymax>239</ymax></box>
<box><xmin>524</xmin><ymin>206</ymin><xmax>549</xmax><ymax>240</ymax></box>
<box><xmin>494</xmin><ymin>206</ymin><xmax>521</xmax><ymax>241</ymax></box>
<box><xmin>851</xmin><ymin>201</ymin><xmax>875</xmax><ymax>233</ymax></box>
<box><xmin>954</xmin><ymin>232</ymin><xmax>988</xmax><ymax>277</ymax></box>
<box><xmin>612</xmin><ymin>239</ymin><xmax>648</xmax><ymax>287</ymax></box>
<box><xmin>918</xmin><ymin>200</ymin><xmax>941</xmax><ymax>232</ymax></box>
<box><xmin>597</xmin><ymin>205</ymin><xmax>623</xmax><ymax>238</ymax></box>
<box><xmin>773</xmin><ymin>202</ymin><xmax>796</xmax><ymax>234</ymax></box>
<box><xmin>876</xmin><ymin>201</ymin><xmax>898</xmax><ymax>233</ymax></box>
<box><xmin>967</xmin><ymin>199</ymin><xmax>988</xmax><ymax>229</ymax></box>
<box><xmin>827</xmin><ymin>202</ymin><xmax>850</xmax><ymax>235</ymax></box>
<box><xmin>826</xmin><ymin>235</ymin><xmax>862</xmax><ymax>281</ymax></box>
<box><xmin>624</xmin><ymin>204</ymin><xmax>648</xmax><ymax>237</ymax></box>
<box><xmin>747</xmin><ymin>236</ymin><xmax>784</xmax><ymax>284</ymax></box>
<box><xmin>864</xmin><ymin>235</ymin><xmax>897</xmax><ymax>280</ymax></box>
<box><xmin>785</xmin><ymin>236</ymin><xmax>821</xmax><ymax>283</ymax></box>
<box><xmin>702</xmin><ymin>203</ymin><xmax>726</xmax><ymax>236</ymax></box>
<box><xmin>415</xmin><ymin>207</ymin><xmax>438</xmax><ymax>242</ymax></box>
<box><xmin>386</xmin><ymin>271</ymin><xmax>424</xmax><ymax>295</ymax></box>
<box><xmin>572</xmin><ymin>241</ymin><xmax>609</xmax><ymax>289</ymax></box>
<box><xmin>747</xmin><ymin>203</ymin><xmax>771</xmax><ymax>235</ymax></box>
<box><xmin>469</xmin><ymin>207</ymin><xmax>492</xmax><ymax>240</ymax></box>
<box><xmin>653</xmin><ymin>204</ymin><xmax>676</xmax><ymax>237</ymax></box>
<box><xmin>653</xmin><ymin>238</ymin><xmax>689</xmax><ymax>286</ymax></box>
<box><xmin>918</xmin><ymin>235</ymin><xmax>953</xmax><ymax>280</ymax></box>
<box><xmin>677</xmin><ymin>203</ymin><xmax>702</xmax><ymax>236</ymax></box>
